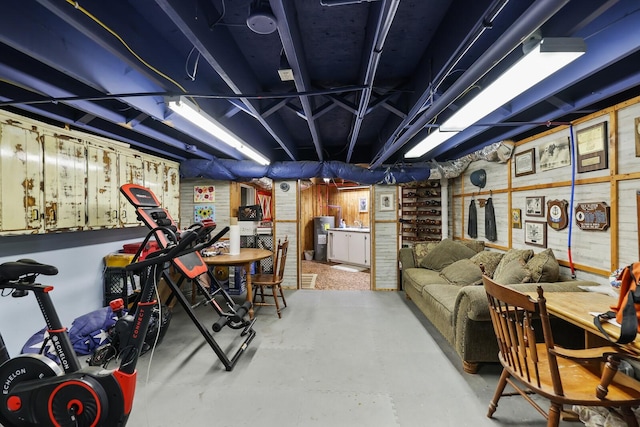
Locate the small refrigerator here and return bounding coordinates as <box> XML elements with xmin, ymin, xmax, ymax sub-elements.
<box><xmin>313</xmin><ymin>216</ymin><xmax>335</xmax><ymax>262</ymax></box>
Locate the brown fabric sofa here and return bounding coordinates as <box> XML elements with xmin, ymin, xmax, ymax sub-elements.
<box><xmin>399</xmin><ymin>239</ymin><xmax>600</xmax><ymax>374</ymax></box>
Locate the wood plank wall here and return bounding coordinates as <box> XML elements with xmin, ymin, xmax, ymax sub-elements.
<box><xmin>328</xmin><ymin>187</ymin><xmax>370</xmax><ymax>227</ymax></box>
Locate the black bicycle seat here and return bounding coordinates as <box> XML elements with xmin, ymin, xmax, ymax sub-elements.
<box><xmin>0</xmin><ymin>260</ymin><xmax>58</xmax><ymax>282</ymax></box>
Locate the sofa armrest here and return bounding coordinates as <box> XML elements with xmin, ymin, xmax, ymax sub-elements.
<box><xmin>399</xmin><ymin>247</ymin><xmax>416</xmax><ymax>269</ymax></box>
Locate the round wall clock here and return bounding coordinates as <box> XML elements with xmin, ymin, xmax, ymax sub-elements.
<box><xmin>279</xmin><ymin>182</ymin><xmax>290</xmax><ymax>192</ymax></box>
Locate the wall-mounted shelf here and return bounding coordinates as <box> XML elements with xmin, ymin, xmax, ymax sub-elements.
<box><xmin>400</xmin><ymin>181</ymin><xmax>442</xmax><ymax>246</ymax></box>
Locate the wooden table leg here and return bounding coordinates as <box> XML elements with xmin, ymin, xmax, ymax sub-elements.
<box><xmin>244</xmin><ymin>262</ymin><xmax>254</xmax><ymax>319</ymax></box>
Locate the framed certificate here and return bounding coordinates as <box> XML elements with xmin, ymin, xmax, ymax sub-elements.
<box><xmin>514</xmin><ymin>148</ymin><xmax>535</xmax><ymax>177</ymax></box>
<box><xmin>576</xmin><ymin>122</ymin><xmax>608</xmax><ymax>173</ymax></box>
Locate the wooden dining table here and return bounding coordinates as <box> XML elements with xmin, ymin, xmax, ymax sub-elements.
<box><xmin>202</xmin><ymin>248</ymin><xmax>273</xmax><ymax>319</ymax></box>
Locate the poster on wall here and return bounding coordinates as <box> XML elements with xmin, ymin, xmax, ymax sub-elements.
<box><xmin>539</xmin><ymin>137</ymin><xmax>571</xmax><ymax>171</ymax></box>
<box><xmin>194</xmin><ymin>185</ymin><xmax>215</xmax><ymax>203</ymax></box>
<box><xmin>194</xmin><ymin>205</ymin><xmax>215</xmax><ymax>223</ymax></box>
<box><xmin>257</xmin><ymin>190</ymin><xmax>272</xmax><ymax>221</ymax></box>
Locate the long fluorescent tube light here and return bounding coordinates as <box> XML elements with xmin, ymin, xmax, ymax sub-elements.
<box><xmin>337</xmin><ymin>185</ymin><xmax>369</xmax><ymax>191</ymax></box>
<box><xmin>168</xmin><ymin>96</ymin><xmax>270</xmax><ymax>165</ymax></box>
<box><xmin>405</xmin><ymin>38</ymin><xmax>586</xmax><ymax>158</ymax></box>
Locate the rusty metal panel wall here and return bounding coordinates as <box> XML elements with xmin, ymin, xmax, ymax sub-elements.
<box><xmin>0</xmin><ymin>121</ymin><xmax>42</xmax><ymax>233</ymax></box>
<box><xmin>118</xmin><ymin>151</ymin><xmax>145</xmax><ymax>227</ymax></box>
<box><xmin>163</xmin><ymin>162</ymin><xmax>180</xmax><ymax>220</ymax></box>
<box><xmin>86</xmin><ymin>142</ymin><xmax>119</xmax><ymax>228</ymax></box>
<box><xmin>42</xmin><ymin>134</ymin><xmax>86</xmax><ymax>231</ymax></box>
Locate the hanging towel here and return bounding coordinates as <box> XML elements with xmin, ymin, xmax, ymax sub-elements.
<box><xmin>485</xmin><ymin>197</ymin><xmax>497</xmax><ymax>242</ymax></box>
<box><xmin>468</xmin><ymin>199</ymin><xmax>477</xmax><ymax>238</ymax></box>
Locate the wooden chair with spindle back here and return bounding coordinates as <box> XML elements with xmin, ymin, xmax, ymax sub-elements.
<box><xmin>482</xmin><ymin>274</ymin><xmax>640</xmax><ymax>427</ymax></box>
<box><xmin>251</xmin><ymin>237</ymin><xmax>288</xmax><ymax>318</ymax></box>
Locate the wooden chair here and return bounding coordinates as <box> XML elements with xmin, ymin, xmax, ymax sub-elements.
<box><xmin>252</xmin><ymin>238</ymin><xmax>288</xmax><ymax>318</ymax></box>
<box><xmin>482</xmin><ymin>274</ymin><xmax>640</xmax><ymax>427</ymax></box>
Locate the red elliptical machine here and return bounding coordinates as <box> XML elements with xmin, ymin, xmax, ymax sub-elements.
<box><xmin>0</xmin><ymin>222</ymin><xmax>225</xmax><ymax>426</ymax></box>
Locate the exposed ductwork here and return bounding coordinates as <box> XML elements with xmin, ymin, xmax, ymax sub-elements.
<box><xmin>180</xmin><ymin>140</ymin><xmax>513</xmax><ymax>184</ymax></box>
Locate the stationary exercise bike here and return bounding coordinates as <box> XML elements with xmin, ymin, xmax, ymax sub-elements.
<box><xmin>0</xmin><ymin>225</ymin><xmax>213</xmax><ymax>427</ymax></box>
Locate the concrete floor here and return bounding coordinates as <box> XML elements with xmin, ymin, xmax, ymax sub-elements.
<box><xmin>126</xmin><ymin>289</ymin><xmax>580</xmax><ymax>427</ymax></box>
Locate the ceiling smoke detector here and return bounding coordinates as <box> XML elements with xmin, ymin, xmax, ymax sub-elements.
<box><xmin>247</xmin><ymin>0</ymin><xmax>277</xmax><ymax>35</ymax></box>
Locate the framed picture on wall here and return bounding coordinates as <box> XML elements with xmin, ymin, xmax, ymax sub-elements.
<box><xmin>514</xmin><ymin>148</ymin><xmax>535</xmax><ymax>177</ymax></box>
<box><xmin>539</xmin><ymin>137</ymin><xmax>571</xmax><ymax>171</ymax></box>
<box><xmin>380</xmin><ymin>194</ymin><xmax>394</xmax><ymax>211</ymax></box>
<box><xmin>525</xmin><ymin>196</ymin><xmax>545</xmax><ymax>217</ymax></box>
<box><xmin>359</xmin><ymin>197</ymin><xmax>368</xmax><ymax>213</ymax></box>
<box><xmin>525</xmin><ymin>221</ymin><xmax>547</xmax><ymax>248</ymax></box>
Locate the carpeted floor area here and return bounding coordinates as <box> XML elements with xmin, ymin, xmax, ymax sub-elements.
<box><xmin>300</xmin><ymin>260</ymin><xmax>370</xmax><ymax>290</ymax></box>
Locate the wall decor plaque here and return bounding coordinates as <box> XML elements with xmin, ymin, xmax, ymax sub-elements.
<box><xmin>511</xmin><ymin>208</ymin><xmax>522</xmax><ymax>229</ymax></box>
<box><xmin>576</xmin><ymin>122</ymin><xmax>608</xmax><ymax>173</ymax></box>
<box><xmin>575</xmin><ymin>202</ymin><xmax>610</xmax><ymax>231</ymax></box>
<box><xmin>546</xmin><ymin>199</ymin><xmax>568</xmax><ymax>230</ymax></box>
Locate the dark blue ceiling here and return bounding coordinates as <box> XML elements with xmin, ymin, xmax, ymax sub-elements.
<box><xmin>0</xmin><ymin>0</ymin><xmax>638</xmax><ymax>168</ymax></box>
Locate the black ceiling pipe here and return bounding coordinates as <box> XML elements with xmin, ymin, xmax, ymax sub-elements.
<box><xmin>345</xmin><ymin>0</ymin><xmax>400</xmax><ymax>163</ymax></box>
<box><xmin>320</xmin><ymin>0</ymin><xmax>381</xmax><ymax>6</ymax></box>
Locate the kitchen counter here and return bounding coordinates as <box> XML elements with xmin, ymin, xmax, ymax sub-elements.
<box><xmin>328</xmin><ymin>227</ymin><xmax>370</xmax><ymax>233</ymax></box>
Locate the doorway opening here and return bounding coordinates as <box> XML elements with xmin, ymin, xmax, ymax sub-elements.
<box><xmin>299</xmin><ymin>179</ymin><xmax>371</xmax><ymax>291</ymax></box>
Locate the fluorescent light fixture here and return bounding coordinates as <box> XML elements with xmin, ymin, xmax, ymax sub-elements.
<box><xmin>168</xmin><ymin>96</ymin><xmax>270</xmax><ymax>165</ymax></box>
<box><xmin>337</xmin><ymin>185</ymin><xmax>369</xmax><ymax>191</ymax></box>
<box><xmin>405</xmin><ymin>38</ymin><xmax>586</xmax><ymax>158</ymax></box>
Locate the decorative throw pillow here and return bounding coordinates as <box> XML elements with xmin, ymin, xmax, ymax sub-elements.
<box><xmin>439</xmin><ymin>259</ymin><xmax>483</xmax><ymax>286</ymax></box>
<box><xmin>493</xmin><ymin>248</ymin><xmax>534</xmax><ymax>281</ymax></box>
<box><xmin>458</xmin><ymin>239</ymin><xmax>485</xmax><ymax>254</ymax></box>
<box><xmin>525</xmin><ymin>248</ymin><xmax>560</xmax><ymax>283</ymax></box>
<box><xmin>493</xmin><ymin>258</ymin><xmax>531</xmax><ymax>285</ymax></box>
<box><xmin>418</xmin><ymin>239</ymin><xmax>477</xmax><ymax>271</ymax></box>
<box><xmin>470</xmin><ymin>251</ymin><xmax>504</xmax><ymax>278</ymax></box>
<box><xmin>413</xmin><ymin>241</ymin><xmax>439</xmax><ymax>266</ymax></box>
